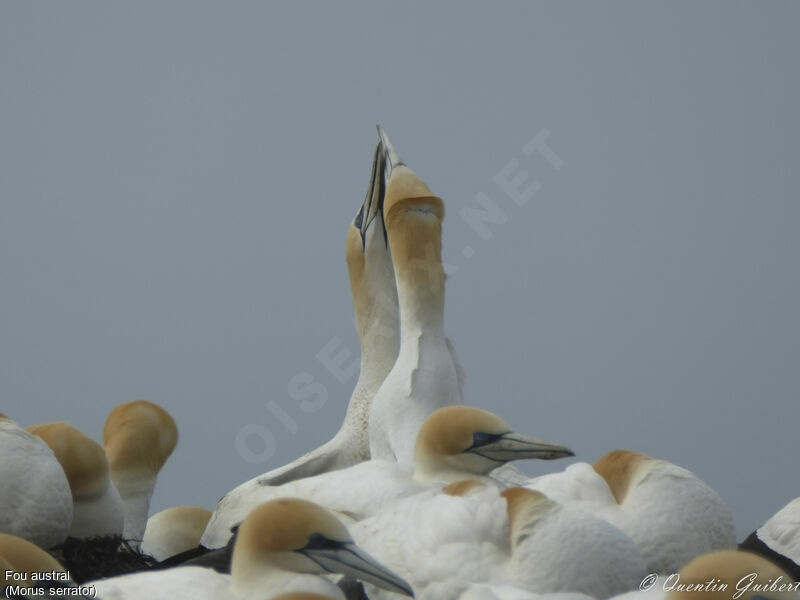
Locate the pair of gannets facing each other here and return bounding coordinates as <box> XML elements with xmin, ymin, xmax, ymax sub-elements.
<box><xmin>525</xmin><ymin>450</ymin><xmax>737</xmax><ymax>575</ymax></box>
<box><xmin>740</xmin><ymin>497</ymin><xmax>800</xmax><ymax>580</ymax></box>
<box><xmin>351</xmin><ymin>485</ymin><xmax>647</xmax><ymax>600</ymax></box>
<box><xmin>0</xmin><ymin>414</ymin><xmax>73</xmax><ymax>549</ymax></box>
<box><xmin>610</xmin><ymin>550</ymin><xmax>799</xmax><ymax>600</ymax></box>
<box><xmin>201</xmin><ymin>405</ymin><xmax>573</xmax><ymax>549</ymax></box>
<box><xmin>91</xmin><ymin>498</ymin><xmax>413</xmax><ymax>600</ymax></box>
<box><xmin>23</xmin><ymin>400</ymin><xmax>178</xmax><ymax>544</ymax></box>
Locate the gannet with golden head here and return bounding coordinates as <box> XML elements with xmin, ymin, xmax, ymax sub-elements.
<box><xmin>233</xmin><ymin>137</ymin><xmax>401</xmax><ymax>488</ymax></box>
<box><xmin>27</xmin><ymin>421</ymin><xmax>125</xmax><ymax>539</ymax></box>
<box><xmin>351</xmin><ymin>485</ymin><xmax>644</xmax><ymax>600</ymax></box>
<box><xmin>0</xmin><ymin>414</ymin><xmax>73</xmax><ymax>549</ymax></box>
<box><xmin>368</xmin><ymin>126</ymin><xmax>464</xmax><ymax>466</ymax></box>
<box><xmin>0</xmin><ymin>532</ymin><xmax>76</xmax><ymax>597</ymax></box>
<box><xmin>201</xmin><ymin>405</ymin><xmax>573</xmax><ymax>549</ymax></box>
<box><xmin>740</xmin><ymin>497</ymin><xmax>800</xmax><ymax>580</ymax></box>
<box><xmin>526</xmin><ymin>450</ymin><xmax>736</xmax><ymax>574</ymax></box>
<box><xmin>92</xmin><ymin>498</ymin><xmax>413</xmax><ymax>599</ymax></box>
<box><xmin>141</xmin><ymin>506</ymin><xmax>212</xmax><ymax>561</ymax></box>
<box><xmin>103</xmin><ymin>400</ymin><xmax>178</xmax><ymax>541</ymax></box>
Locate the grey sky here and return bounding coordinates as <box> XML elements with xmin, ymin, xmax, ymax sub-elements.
<box><xmin>1</xmin><ymin>2</ymin><xmax>798</xmax><ymax>538</ymax></box>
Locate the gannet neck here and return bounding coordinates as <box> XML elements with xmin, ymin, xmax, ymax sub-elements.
<box><xmin>103</xmin><ymin>400</ymin><xmax>178</xmax><ymax>540</ymax></box>
<box><xmin>26</xmin><ymin>421</ymin><xmax>124</xmax><ymax>538</ymax></box>
<box><xmin>382</xmin><ymin>163</ymin><xmax>446</xmax><ymax>338</ymax></box>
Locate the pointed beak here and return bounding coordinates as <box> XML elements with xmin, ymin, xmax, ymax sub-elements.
<box><xmin>355</xmin><ymin>141</ymin><xmax>387</xmax><ymax>248</ymax></box>
<box><xmin>468</xmin><ymin>433</ymin><xmax>575</xmax><ymax>463</ymax></box>
<box><xmin>376</xmin><ymin>124</ymin><xmax>404</xmax><ymax>175</ymax></box>
<box><xmin>301</xmin><ymin>541</ymin><xmax>414</xmax><ymax>597</ymax></box>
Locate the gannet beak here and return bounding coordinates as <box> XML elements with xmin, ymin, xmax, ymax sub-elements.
<box><xmin>376</xmin><ymin>124</ymin><xmax>404</xmax><ymax>175</ymax></box>
<box><xmin>355</xmin><ymin>142</ymin><xmax>386</xmax><ymax>248</ymax></box>
<box><xmin>299</xmin><ymin>539</ymin><xmax>414</xmax><ymax>597</ymax></box>
<box><xmin>466</xmin><ymin>432</ymin><xmax>575</xmax><ymax>463</ymax></box>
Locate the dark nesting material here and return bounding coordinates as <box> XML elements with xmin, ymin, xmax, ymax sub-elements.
<box><xmin>49</xmin><ymin>535</ymin><xmax>158</xmax><ymax>584</ymax></box>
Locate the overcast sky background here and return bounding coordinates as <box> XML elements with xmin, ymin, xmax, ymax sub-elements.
<box><xmin>2</xmin><ymin>2</ymin><xmax>798</xmax><ymax>538</ymax></box>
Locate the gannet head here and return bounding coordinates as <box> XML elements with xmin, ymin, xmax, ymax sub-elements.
<box><xmin>0</xmin><ymin>532</ymin><xmax>68</xmax><ymax>587</ymax></box>
<box><xmin>142</xmin><ymin>505</ymin><xmax>212</xmax><ymax>562</ymax></box>
<box><xmin>592</xmin><ymin>449</ymin><xmax>655</xmax><ymax>504</ymax></box>
<box><xmin>667</xmin><ymin>550</ymin><xmax>796</xmax><ymax>600</ymax></box>
<box><xmin>26</xmin><ymin>421</ymin><xmax>113</xmax><ymax>502</ymax></box>
<box><xmin>231</xmin><ymin>498</ymin><xmax>414</xmax><ymax>597</ymax></box>
<box><xmin>103</xmin><ymin>399</ymin><xmax>178</xmax><ymax>495</ymax></box>
<box><xmin>413</xmin><ymin>406</ymin><xmax>575</xmax><ymax>483</ymax></box>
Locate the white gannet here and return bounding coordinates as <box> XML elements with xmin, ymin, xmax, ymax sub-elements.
<box><xmin>141</xmin><ymin>506</ymin><xmax>212</xmax><ymax>561</ymax></box>
<box><xmin>103</xmin><ymin>400</ymin><xmax>178</xmax><ymax>541</ymax></box>
<box><xmin>526</xmin><ymin>449</ymin><xmax>737</xmax><ymax>574</ymax></box>
<box><xmin>0</xmin><ymin>532</ymin><xmax>76</xmax><ymax>598</ymax></box>
<box><xmin>368</xmin><ymin>126</ymin><xmax>463</xmax><ymax>465</ymax></box>
<box><xmin>0</xmin><ymin>414</ymin><xmax>73</xmax><ymax>549</ymax></box>
<box><xmin>739</xmin><ymin>497</ymin><xmax>800</xmax><ymax>580</ymax></box>
<box><xmin>26</xmin><ymin>421</ymin><xmax>125</xmax><ymax>539</ymax></box>
<box><xmin>237</xmin><ymin>138</ymin><xmax>401</xmax><ymax>487</ymax></box>
<box><xmin>201</xmin><ymin>405</ymin><xmax>573</xmax><ymax>549</ymax></box>
<box><xmin>92</xmin><ymin>498</ymin><xmax>413</xmax><ymax>599</ymax></box>
<box><xmin>351</xmin><ymin>485</ymin><xmax>645</xmax><ymax>600</ymax></box>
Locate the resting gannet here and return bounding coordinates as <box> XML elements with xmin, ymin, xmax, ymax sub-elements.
<box><xmin>351</xmin><ymin>486</ymin><xmax>645</xmax><ymax>600</ymax></box>
<box><xmin>27</xmin><ymin>421</ymin><xmax>125</xmax><ymax>539</ymax></box>
<box><xmin>103</xmin><ymin>400</ymin><xmax>178</xmax><ymax>541</ymax></box>
<box><xmin>740</xmin><ymin>497</ymin><xmax>800</xmax><ymax>579</ymax></box>
<box><xmin>0</xmin><ymin>415</ymin><xmax>73</xmax><ymax>549</ymax></box>
<box><xmin>665</xmin><ymin>550</ymin><xmax>797</xmax><ymax>600</ymax></box>
<box><xmin>368</xmin><ymin>126</ymin><xmax>463</xmax><ymax>465</ymax></box>
<box><xmin>526</xmin><ymin>450</ymin><xmax>736</xmax><ymax>574</ymax></box>
<box><xmin>0</xmin><ymin>532</ymin><xmax>74</xmax><ymax>598</ymax></box>
<box><xmin>142</xmin><ymin>506</ymin><xmax>212</xmax><ymax>561</ymax></box>
<box><xmin>92</xmin><ymin>498</ymin><xmax>413</xmax><ymax>599</ymax></box>
<box><xmin>238</xmin><ymin>138</ymin><xmax>401</xmax><ymax>488</ymax></box>
<box><xmin>201</xmin><ymin>405</ymin><xmax>573</xmax><ymax>549</ymax></box>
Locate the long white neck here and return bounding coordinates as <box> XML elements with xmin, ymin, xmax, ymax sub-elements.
<box><xmin>113</xmin><ymin>475</ymin><xmax>156</xmax><ymax>542</ymax></box>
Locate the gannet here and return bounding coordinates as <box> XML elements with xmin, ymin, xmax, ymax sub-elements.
<box><xmin>368</xmin><ymin>126</ymin><xmax>463</xmax><ymax>465</ymax></box>
<box><xmin>236</xmin><ymin>138</ymin><xmax>401</xmax><ymax>487</ymax></box>
<box><xmin>201</xmin><ymin>405</ymin><xmax>573</xmax><ymax>549</ymax></box>
<box><xmin>142</xmin><ymin>506</ymin><xmax>212</xmax><ymax>561</ymax></box>
<box><xmin>0</xmin><ymin>532</ymin><xmax>75</xmax><ymax>598</ymax></box>
<box><xmin>92</xmin><ymin>498</ymin><xmax>413</xmax><ymax>599</ymax></box>
<box><xmin>351</xmin><ymin>486</ymin><xmax>645</xmax><ymax>600</ymax></box>
<box><xmin>103</xmin><ymin>400</ymin><xmax>178</xmax><ymax>541</ymax></box>
<box><xmin>526</xmin><ymin>450</ymin><xmax>736</xmax><ymax>574</ymax></box>
<box><xmin>27</xmin><ymin>421</ymin><xmax>125</xmax><ymax>539</ymax></box>
<box><xmin>664</xmin><ymin>549</ymin><xmax>797</xmax><ymax>600</ymax></box>
<box><xmin>0</xmin><ymin>415</ymin><xmax>73</xmax><ymax>549</ymax></box>
<box><xmin>739</xmin><ymin>497</ymin><xmax>800</xmax><ymax>579</ymax></box>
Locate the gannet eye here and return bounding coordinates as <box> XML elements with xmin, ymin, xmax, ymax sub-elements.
<box><xmin>303</xmin><ymin>533</ymin><xmax>346</xmax><ymax>551</ymax></box>
<box><xmin>471</xmin><ymin>432</ymin><xmax>505</xmax><ymax>448</ymax></box>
